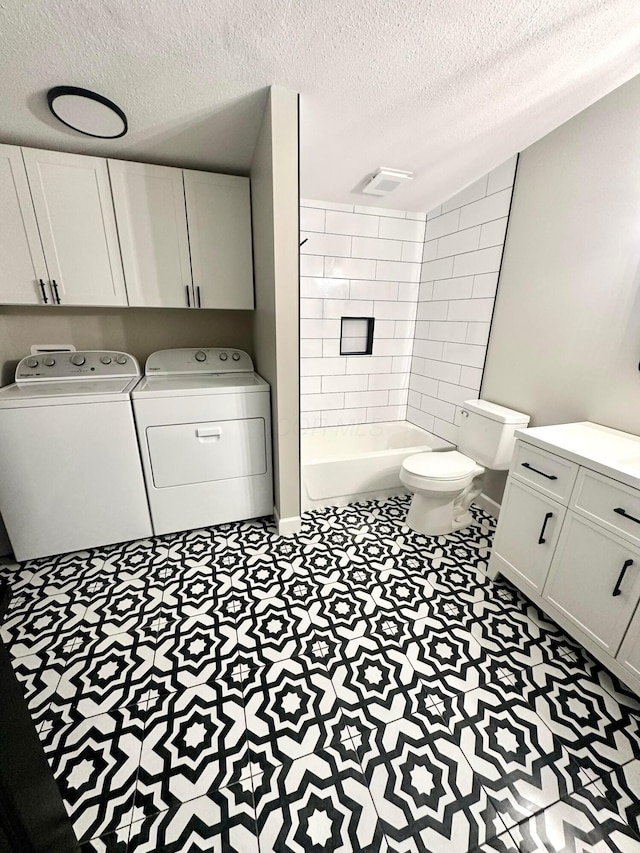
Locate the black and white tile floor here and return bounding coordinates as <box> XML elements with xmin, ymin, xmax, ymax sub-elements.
<box><xmin>2</xmin><ymin>496</ymin><xmax>640</xmax><ymax>852</ymax></box>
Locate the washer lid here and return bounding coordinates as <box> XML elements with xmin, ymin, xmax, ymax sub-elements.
<box><xmin>131</xmin><ymin>372</ymin><xmax>269</xmax><ymax>399</ymax></box>
<box><xmin>403</xmin><ymin>450</ymin><xmax>478</xmax><ymax>480</ymax></box>
<box><xmin>0</xmin><ymin>377</ymin><xmax>139</xmax><ymax>408</ymax></box>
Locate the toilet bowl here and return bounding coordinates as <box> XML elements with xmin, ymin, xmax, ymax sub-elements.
<box><xmin>400</xmin><ymin>451</ymin><xmax>485</xmax><ymax>535</ymax></box>
<box><xmin>400</xmin><ymin>399</ymin><xmax>530</xmax><ymax>536</ymax></box>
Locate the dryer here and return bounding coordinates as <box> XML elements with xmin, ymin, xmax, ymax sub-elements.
<box><xmin>132</xmin><ymin>348</ymin><xmax>273</xmax><ymax>536</ymax></box>
<box><xmin>0</xmin><ymin>351</ymin><xmax>152</xmax><ymax>562</ymax></box>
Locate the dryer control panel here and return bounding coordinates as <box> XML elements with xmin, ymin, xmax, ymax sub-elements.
<box><xmin>145</xmin><ymin>348</ymin><xmax>254</xmax><ymax>376</ymax></box>
<box><xmin>15</xmin><ymin>351</ymin><xmax>141</xmax><ymax>382</ymax></box>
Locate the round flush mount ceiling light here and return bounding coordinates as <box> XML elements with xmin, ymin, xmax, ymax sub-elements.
<box><xmin>47</xmin><ymin>86</ymin><xmax>128</xmax><ymax>139</ymax></box>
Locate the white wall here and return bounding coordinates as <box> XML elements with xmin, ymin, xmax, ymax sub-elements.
<box><xmin>300</xmin><ymin>201</ymin><xmax>425</xmax><ymax>427</ymax></box>
<box><xmin>407</xmin><ymin>157</ymin><xmax>517</xmax><ymax>443</ymax></box>
<box><xmin>251</xmin><ymin>87</ymin><xmax>301</xmax><ymax>526</ymax></box>
<box><xmin>483</xmin><ymin>73</ymin><xmax>640</xmax><ymax>438</ymax></box>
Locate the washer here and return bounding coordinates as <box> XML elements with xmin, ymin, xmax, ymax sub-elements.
<box><xmin>0</xmin><ymin>351</ymin><xmax>153</xmax><ymax>562</ymax></box>
<box><xmin>132</xmin><ymin>348</ymin><xmax>273</xmax><ymax>536</ymax></box>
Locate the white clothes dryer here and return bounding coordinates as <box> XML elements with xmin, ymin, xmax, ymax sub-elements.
<box><xmin>0</xmin><ymin>351</ymin><xmax>152</xmax><ymax>561</ymax></box>
<box><xmin>131</xmin><ymin>348</ymin><xmax>273</xmax><ymax>536</ymax></box>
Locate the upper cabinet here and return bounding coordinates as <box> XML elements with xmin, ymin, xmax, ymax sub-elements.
<box><xmin>108</xmin><ymin>160</ymin><xmax>193</xmax><ymax>308</ymax></box>
<box><xmin>184</xmin><ymin>171</ymin><xmax>254</xmax><ymax>310</ymax></box>
<box><xmin>0</xmin><ymin>144</ymin><xmax>254</xmax><ymax>311</ymax></box>
<box><xmin>22</xmin><ymin>148</ymin><xmax>127</xmax><ymax>306</ymax></box>
<box><xmin>0</xmin><ymin>145</ymin><xmax>49</xmax><ymax>305</ymax></box>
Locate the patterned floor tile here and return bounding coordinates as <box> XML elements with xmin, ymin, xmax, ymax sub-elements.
<box><xmin>83</xmin><ymin>581</ymin><xmax>164</xmax><ymax>638</ymax></box>
<box><xmin>253</xmin><ymin>748</ymin><xmax>386</xmax><ymax>853</ymax></box>
<box><xmin>135</xmin><ymin>680</ymin><xmax>247</xmax><ymax>814</ymax></box>
<box><xmin>599</xmin><ymin>759</ymin><xmax>640</xmax><ymax>840</ymax></box>
<box><xmin>236</xmin><ymin>596</ymin><xmax>314</xmax><ymax>666</ymax></box>
<box><xmin>243</xmin><ymin>657</ymin><xmax>340</xmax><ymax>765</ymax></box>
<box><xmin>127</xmin><ymin>783</ymin><xmax>259</xmax><ymax>852</ymax></box>
<box><xmin>359</xmin><ymin>714</ymin><xmax>508</xmax><ymax>852</ymax></box>
<box><xmin>450</xmin><ymin>683</ymin><xmax>579</xmax><ymax>830</ymax></box>
<box><xmin>505</xmin><ymin>781</ymin><xmax>640</xmax><ymax>852</ymax></box>
<box><xmin>530</xmin><ymin>668</ymin><xmax>640</xmax><ymax>779</ymax></box>
<box><xmin>1</xmin><ymin>593</ymin><xmax>87</xmax><ymax>657</ymax></box>
<box><xmin>43</xmin><ymin>708</ymin><xmax>144</xmax><ymax>842</ymax></box>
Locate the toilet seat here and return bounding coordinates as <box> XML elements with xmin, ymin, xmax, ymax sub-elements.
<box><xmin>400</xmin><ymin>451</ymin><xmax>484</xmax><ymax>493</ymax></box>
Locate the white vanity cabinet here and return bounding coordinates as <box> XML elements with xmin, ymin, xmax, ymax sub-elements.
<box><xmin>488</xmin><ymin>421</ymin><xmax>640</xmax><ymax>695</ymax></box>
<box><xmin>0</xmin><ymin>145</ymin><xmax>48</xmax><ymax>305</ymax></box>
<box><xmin>22</xmin><ymin>148</ymin><xmax>127</xmax><ymax>306</ymax></box>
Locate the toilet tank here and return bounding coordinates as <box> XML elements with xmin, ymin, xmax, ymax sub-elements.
<box><xmin>458</xmin><ymin>399</ymin><xmax>530</xmax><ymax>469</ymax></box>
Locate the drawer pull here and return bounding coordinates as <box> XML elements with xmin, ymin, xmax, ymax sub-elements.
<box><xmin>196</xmin><ymin>426</ymin><xmax>221</xmax><ymax>440</ymax></box>
<box><xmin>538</xmin><ymin>511</ymin><xmax>553</xmax><ymax>545</ymax></box>
<box><xmin>522</xmin><ymin>462</ymin><xmax>558</xmax><ymax>481</ymax></box>
<box><xmin>613</xmin><ymin>507</ymin><xmax>640</xmax><ymax>526</ymax></box>
<box><xmin>613</xmin><ymin>558</ymin><xmax>633</xmax><ymax>597</ymax></box>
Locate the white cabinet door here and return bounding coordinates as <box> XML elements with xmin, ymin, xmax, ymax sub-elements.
<box><xmin>22</xmin><ymin>148</ymin><xmax>127</xmax><ymax>306</ymax></box>
<box><xmin>544</xmin><ymin>513</ymin><xmax>640</xmax><ymax>656</ymax></box>
<box><xmin>108</xmin><ymin>159</ymin><xmax>193</xmax><ymax>308</ymax></box>
<box><xmin>0</xmin><ymin>144</ymin><xmax>49</xmax><ymax>305</ymax></box>
<box><xmin>617</xmin><ymin>604</ymin><xmax>640</xmax><ymax>687</ymax></box>
<box><xmin>184</xmin><ymin>170</ymin><xmax>254</xmax><ymax>309</ymax></box>
<box><xmin>492</xmin><ymin>479</ymin><xmax>565</xmax><ymax>593</ymax></box>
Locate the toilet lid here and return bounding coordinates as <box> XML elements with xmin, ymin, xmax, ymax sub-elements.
<box><xmin>403</xmin><ymin>451</ymin><xmax>477</xmax><ymax>480</ymax></box>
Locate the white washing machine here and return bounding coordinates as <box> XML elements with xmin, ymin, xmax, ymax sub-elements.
<box><xmin>0</xmin><ymin>351</ymin><xmax>153</xmax><ymax>562</ymax></box>
<box><xmin>132</xmin><ymin>348</ymin><xmax>273</xmax><ymax>536</ymax></box>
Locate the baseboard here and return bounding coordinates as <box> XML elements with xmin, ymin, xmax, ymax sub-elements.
<box><xmin>476</xmin><ymin>492</ymin><xmax>501</xmax><ymax>519</ymax></box>
<box><xmin>273</xmin><ymin>507</ymin><xmax>302</xmax><ymax>536</ymax></box>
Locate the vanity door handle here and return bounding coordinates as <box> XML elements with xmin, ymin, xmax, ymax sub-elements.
<box><xmin>38</xmin><ymin>279</ymin><xmax>49</xmax><ymax>304</ymax></box>
<box><xmin>51</xmin><ymin>279</ymin><xmax>61</xmax><ymax>304</ymax></box>
<box><xmin>185</xmin><ymin>286</ymin><xmax>191</xmax><ymax>308</ymax></box>
<box><xmin>522</xmin><ymin>462</ymin><xmax>557</xmax><ymax>481</ymax></box>
<box><xmin>613</xmin><ymin>507</ymin><xmax>640</xmax><ymax>526</ymax></box>
<box><xmin>196</xmin><ymin>286</ymin><xmax>201</xmax><ymax>308</ymax></box>
<box><xmin>613</xmin><ymin>559</ymin><xmax>633</xmax><ymax>597</ymax></box>
<box><xmin>538</xmin><ymin>512</ymin><xmax>553</xmax><ymax>545</ymax></box>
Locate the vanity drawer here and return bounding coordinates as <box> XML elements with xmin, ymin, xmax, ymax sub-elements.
<box><xmin>572</xmin><ymin>468</ymin><xmax>640</xmax><ymax>547</ymax></box>
<box><xmin>511</xmin><ymin>441</ymin><xmax>579</xmax><ymax>504</ymax></box>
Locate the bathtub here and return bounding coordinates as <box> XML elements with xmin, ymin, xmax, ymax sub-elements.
<box><xmin>301</xmin><ymin>420</ymin><xmax>454</xmax><ymax>511</ymax></box>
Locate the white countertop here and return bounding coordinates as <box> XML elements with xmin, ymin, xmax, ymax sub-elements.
<box><xmin>515</xmin><ymin>422</ymin><xmax>640</xmax><ymax>490</ymax></box>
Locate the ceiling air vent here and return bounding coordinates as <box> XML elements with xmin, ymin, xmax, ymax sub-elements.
<box><xmin>361</xmin><ymin>168</ymin><xmax>413</xmax><ymax>196</ymax></box>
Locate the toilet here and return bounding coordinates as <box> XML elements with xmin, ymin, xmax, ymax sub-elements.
<box><xmin>400</xmin><ymin>399</ymin><xmax>530</xmax><ymax>535</ymax></box>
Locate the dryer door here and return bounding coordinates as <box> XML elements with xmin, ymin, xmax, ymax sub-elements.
<box><xmin>147</xmin><ymin>417</ymin><xmax>267</xmax><ymax>487</ymax></box>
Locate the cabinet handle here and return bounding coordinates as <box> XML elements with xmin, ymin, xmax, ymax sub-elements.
<box><xmin>51</xmin><ymin>280</ymin><xmax>61</xmax><ymax>305</ymax></box>
<box><xmin>185</xmin><ymin>286</ymin><xmax>191</xmax><ymax>308</ymax></box>
<box><xmin>522</xmin><ymin>462</ymin><xmax>558</xmax><ymax>481</ymax></box>
<box><xmin>38</xmin><ymin>279</ymin><xmax>49</xmax><ymax>305</ymax></box>
<box><xmin>613</xmin><ymin>558</ymin><xmax>633</xmax><ymax>597</ymax></box>
<box><xmin>196</xmin><ymin>286</ymin><xmax>201</xmax><ymax>308</ymax></box>
<box><xmin>613</xmin><ymin>507</ymin><xmax>640</xmax><ymax>526</ymax></box>
<box><xmin>538</xmin><ymin>511</ymin><xmax>553</xmax><ymax>544</ymax></box>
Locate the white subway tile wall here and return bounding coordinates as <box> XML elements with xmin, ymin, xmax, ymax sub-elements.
<box><xmin>406</xmin><ymin>155</ymin><xmax>518</xmax><ymax>442</ymax></box>
<box><xmin>300</xmin><ymin>199</ymin><xmax>426</xmax><ymax>428</ymax></box>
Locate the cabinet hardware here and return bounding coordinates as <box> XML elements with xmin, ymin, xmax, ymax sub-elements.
<box><xmin>196</xmin><ymin>286</ymin><xmax>201</xmax><ymax>308</ymax></box>
<box><xmin>185</xmin><ymin>286</ymin><xmax>191</xmax><ymax>307</ymax></box>
<box><xmin>613</xmin><ymin>507</ymin><xmax>640</xmax><ymax>526</ymax></box>
<box><xmin>613</xmin><ymin>558</ymin><xmax>633</xmax><ymax>597</ymax></box>
<box><xmin>51</xmin><ymin>280</ymin><xmax>61</xmax><ymax>304</ymax></box>
<box><xmin>38</xmin><ymin>279</ymin><xmax>49</xmax><ymax>304</ymax></box>
<box><xmin>538</xmin><ymin>511</ymin><xmax>553</xmax><ymax>544</ymax></box>
<box><xmin>522</xmin><ymin>462</ymin><xmax>558</xmax><ymax>480</ymax></box>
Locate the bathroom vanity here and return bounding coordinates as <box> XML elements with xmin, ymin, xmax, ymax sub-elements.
<box><xmin>488</xmin><ymin>421</ymin><xmax>640</xmax><ymax>695</ymax></box>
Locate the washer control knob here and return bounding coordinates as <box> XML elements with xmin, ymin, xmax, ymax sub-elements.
<box><xmin>115</xmin><ymin>355</ymin><xmax>127</xmax><ymax>365</ymax></box>
<box><xmin>219</xmin><ymin>352</ymin><xmax>228</xmax><ymax>361</ymax></box>
<box><xmin>194</xmin><ymin>351</ymin><xmax>207</xmax><ymax>362</ymax></box>
<box><xmin>25</xmin><ymin>357</ymin><xmax>38</xmax><ymax>368</ymax></box>
<box><xmin>232</xmin><ymin>352</ymin><xmax>241</xmax><ymax>361</ymax></box>
<box><xmin>43</xmin><ymin>357</ymin><xmax>55</xmax><ymax>367</ymax></box>
<box><xmin>71</xmin><ymin>354</ymin><xmax>86</xmax><ymax>366</ymax></box>
<box><xmin>100</xmin><ymin>355</ymin><xmax>112</xmax><ymax>365</ymax></box>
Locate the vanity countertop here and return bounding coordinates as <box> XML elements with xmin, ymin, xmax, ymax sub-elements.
<box><xmin>515</xmin><ymin>421</ymin><xmax>640</xmax><ymax>491</ymax></box>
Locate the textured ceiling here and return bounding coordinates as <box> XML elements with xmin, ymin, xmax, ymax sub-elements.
<box><xmin>0</xmin><ymin>0</ymin><xmax>638</xmax><ymax>211</ymax></box>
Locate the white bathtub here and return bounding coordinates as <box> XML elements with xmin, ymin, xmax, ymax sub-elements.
<box><xmin>301</xmin><ymin>420</ymin><xmax>454</xmax><ymax>511</ymax></box>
